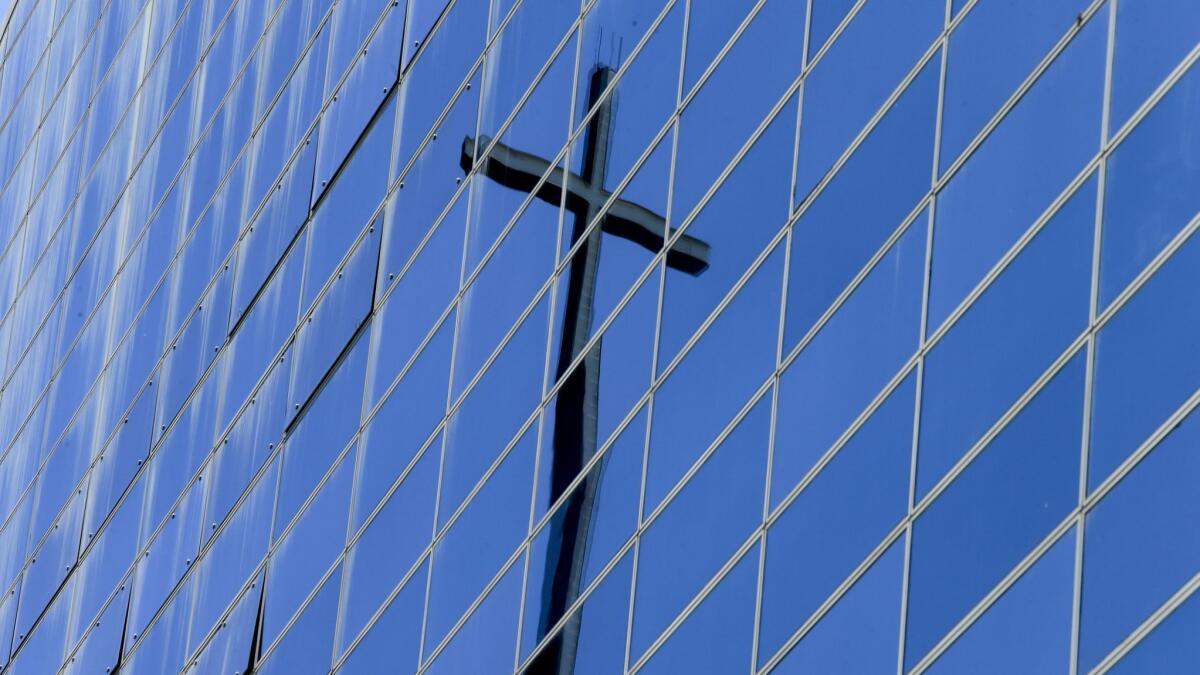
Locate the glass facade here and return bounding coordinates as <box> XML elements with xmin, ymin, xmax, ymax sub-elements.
<box><xmin>0</xmin><ymin>0</ymin><xmax>1194</xmax><ymax>672</ymax></box>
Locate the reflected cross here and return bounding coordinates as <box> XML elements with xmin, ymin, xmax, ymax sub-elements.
<box><xmin>462</xmin><ymin>66</ymin><xmax>709</xmax><ymax>673</ymax></box>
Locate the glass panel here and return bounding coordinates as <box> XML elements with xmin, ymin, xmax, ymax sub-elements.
<box><xmin>393</xmin><ymin>0</ymin><xmax>490</xmax><ymax>174</ymax></box>
<box><xmin>671</xmin><ymin>0</ymin><xmax>803</xmax><ymax>224</ymax></box>
<box><xmin>190</xmin><ymin>458</ymin><xmax>278</xmax><ymax>655</ymax></box>
<box><xmin>15</xmin><ymin>490</ymin><xmax>83</xmax><ymax>652</ymax></box>
<box><xmin>304</xmin><ymin>98</ymin><xmax>394</xmax><ymax>314</ymax></box>
<box><xmin>337</xmin><ymin>561</ymin><xmax>427</xmax><ymax>673</ymax></box>
<box><xmin>63</xmin><ymin>582</ymin><xmax>128</xmax><ymax>675</ymax></box>
<box><xmin>1079</xmin><ymin>404</ymin><xmax>1200</xmax><ymax>672</ymax></box>
<box><xmin>918</xmin><ymin>177</ymin><xmax>1094</xmax><ymax>499</ymax></box>
<box><xmin>794</xmin><ymin>0</ymin><xmax>941</xmax><ymax>203</ymax></box>
<box><xmin>807</xmin><ymin>0</ymin><xmax>856</xmax><ymax>59</ymax></box>
<box><xmin>376</xmin><ymin>74</ymin><xmax>475</xmax><ymax>295</ymax></box>
<box><xmin>759</xmin><ymin>372</ymin><xmax>914</xmax><ymax>664</ymax></box>
<box><xmin>125</xmin><ymin>477</ymin><xmax>202</xmax><ymax>652</ymax></box>
<box><xmin>337</xmin><ymin>445</ymin><xmax>437</xmax><ymax>657</ymax></box>
<box><xmin>82</xmin><ymin>379</ymin><xmax>154</xmax><ymax>539</ymax></box>
<box><xmin>315</xmin><ymin>2</ymin><xmax>403</xmax><ymax>194</ymax></box>
<box><xmin>1099</xmin><ymin>60</ymin><xmax>1200</xmax><ymax>309</ymax></box>
<box><xmin>769</xmin><ymin>536</ymin><xmax>905</xmax><ymax>674</ymax></box>
<box><xmin>186</xmin><ymin>575</ymin><xmax>261</xmax><ymax>674</ymax></box>
<box><xmin>646</xmin><ymin>244</ymin><xmax>781</xmax><ymax>513</ymax></box>
<box><xmin>785</xmin><ymin>57</ymin><xmax>939</xmax><ymax>346</ymax></box>
<box><xmin>926</xmin><ymin>528</ymin><xmax>1075</xmax><ymax>675</ymax></box>
<box><xmin>631</xmin><ymin>394</ymin><xmax>769</xmax><ymax>661</ymax></box>
<box><xmin>289</xmin><ymin>226</ymin><xmax>378</xmax><ymax>415</ymax></box>
<box><xmin>277</xmin><ymin>332</ymin><xmax>367</xmax><ymax>530</ymax></box>
<box><xmin>424</xmin><ymin>425</ymin><xmax>536</xmax><ymax>658</ymax></box>
<box><xmin>928</xmin><ymin>10</ymin><xmax>1105</xmax><ymax>330</ymax></box>
<box><xmin>262</xmin><ymin>451</ymin><xmax>353</xmax><ymax>651</ymax></box>
<box><xmin>1108</xmin><ymin>0</ymin><xmax>1200</xmax><ymax>134</ymax></box>
<box><xmin>521</xmin><ymin>550</ymin><xmax>633</xmax><ymax>674</ymax></box>
<box><xmin>1090</xmin><ymin>229</ymin><xmax>1200</xmax><ymax>491</ymax></box>
<box><xmin>1109</xmin><ymin>589</ymin><xmax>1200</xmax><ymax>675</ymax></box>
<box><xmin>772</xmin><ymin>213</ymin><xmax>925</xmax><ymax>507</ymax></box>
<box><xmin>354</xmin><ymin>322</ymin><xmax>452</xmax><ymax>530</ymax></box>
<box><xmin>439</xmin><ymin>298</ymin><xmax>547</xmax><ymax>525</ymax></box>
<box><xmin>477</xmin><ymin>0</ymin><xmax>578</xmax><ymax>147</ymax></box>
<box><xmin>425</xmin><ymin>558</ymin><xmax>524</xmax><ymax>675</ymax></box>
<box><xmin>639</xmin><ymin>544</ymin><xmax>759</xmax><ymax>674</ymax></box>
<box><xmin>122</xmin><ymin>575</ymin><xmax>194</xmax><ymax>674</ymax></box>
<box><xmin>905</xmin><ymin>351</ymin><xmax>1084</xmax><ymax>671</ymax></box>
<box><xmin>659</xmin><ymin>95</ymin><xmax>795</xmax><ymax>368</ymax></box>
<box><xmin>940</xmin><ymin>0</ymin><xmax>1090</xmax><ymax>169</ymax></box>
<box><xmin>368</xmin><ymin>197</ymin><xmax>465</xmax><ymax>411</ymax></box>
<box><xmin>453</xmin><ymin>201</ymin><xmax>559</xmax><ymax>404</ymax></box>
<box><xmin>70</xmin><ymin>477</ymin><xmax>143</xmax><ymax>650</ymax></box>
<box><xmin>681</xmin><ymin>0</ymin><xmax>757</xmax><ymax>94</ymax></box>
<box><xmin>229</xmin><ymin>132</ymin><xmax>314</xmax><ymax>330</ymax></box>
<box><xmin>521</xmin><ymin>410</ymin><xmax>645</xmax><ymax>659</ymax></box>
<box><xmin>257</xmin><ymin>565</ymin><xmax>340</xmax><ymax>675</ymax></box>
<box><xmin>540</xmin><ymin>276</ymin><xmax>656</xmax><ymax>494</ymax></box>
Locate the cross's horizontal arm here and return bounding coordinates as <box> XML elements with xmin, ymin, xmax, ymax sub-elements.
<box><xmin>462</xmin><ymin>135</ymin><xmax>710</xmax><ymax>276</ymax></box>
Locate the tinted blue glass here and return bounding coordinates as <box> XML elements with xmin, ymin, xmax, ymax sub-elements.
<box><xmin>928</xmin><ymin>10</ymin><xmax>1105</xmax><ymax>330</ymax></box>
<box><xmin>304</xmin><ymin>98</ymin><xmax>393</xmax><ymax>313</ymax></box>
<box><xmin>277</xmin><ymin>333</ymin><xmax>367</xmax><ymax>529</ymax></box>
<box><xmin>918</xmin><ymin>177</ymin><xmax>1094</xmax><ymax>498</ymax></box>
<box><xmin>369</xmin><ymin>196</ymin><xmax>465</xmax><ymax>409</ymax></box>
<box><xmin>377</xmin><ymin>77</ymin><xmax>475</xmax><ymax>292</ymax></box>
<box><xmin>632</xmin><ymin>395</ymin><xmax>768</xmax><ymax>661</ymax></box>
<box><xmin>16</xmin><ymin>490</ymin><xmax>83</xmax><ymax>649</ymax></box>
<box><xmin>338</xmin><ymin>446</ymin><xmax>436</xmax><ymax>656</ymax></box>
<box><xmin>64</xmin><ymin>582</ymin><xmax>128</xmax><ymax>675</ymax></box>
<box><xmin>759</xmin><ymin>372</ymin><xmax>914</xmax><ymax>663</ymax></box>
<box><xmin>315</xmin><ymin>3</ymin><xmax>403</xmax><ymax>194</ymax></box>
<box><xmin>122</xmin><ymin>575</ymin><xmax>193</xmax><ymax>674</ymax></box>
<box><xmin>522</xmin><ymin>411</ymin><xmax>644</xmax><ymax>659</ymax></box>
<box><xmin>772</xmin><ymin>215</ymin><xmax>924</xmax><ymax>506</ymax></box>
<box><xmin>1109</xmin><ymin>0</ymin><xmax>1200</xmax><ymax>134</ymax></box>
<box><xmin>906</xmin><ymin>351</ymin><xmax>1084</xmax><ymax>670</ymax></box>
<box><xmin>424</xmin><ymin>426</ymin><xmax>536</xmax><ymax>658</ymax></box>
<box><xmin>926</xmin><ymin>528</ymin><xmax>1076</xmax><ymax>675</ymax></box>
<box><xmin>769</xmin><ymin>537</ymin><xmax>905</xmax><ymax>674</ymax></box>
<box><xmin>1109</xmin><ymin>589</ymin><xmax>1200</xmax><ymax>675</ymax></box>
<box><xmin>639</xmin><ymin>544</ymin><xmax>758</xmax><ymax>675</ymax></box>
<box><xmin>671</xmin><ymin>0</ymin><xmax>802</xmax><ymax>224</ymax></box>
<box><xmin>646</xmin><ymin>245</ymin><xmax>780</xmax><ymax>512</ymax></box>
<box><xmin>353</xmin><ymin>323</ymin><xmax>451</xmax><ymax>529</ymax></box>
<box><xmin>681</xmin><ymin>0</ymin><xmax>756</xmax><ymax>93</ymax></box>
<box><xmin>262</xmin><ymin>452</ymin><xmax>353</xmax><ymax>651</ymax></box>
<box><xmin>1079</xmin><ymin>405</ymin><xmax>1200</xmax><ymax>672</ymax></box>
<box><xmin>1090</xmin><ymin>228</ymin><xmax>1200</xmax><ymax>491</ymax></box>
<box><xmin>794</xmin><ymin>0</ymin><xmax>941</xmax><ymax>203</ymax></box>
<box><xmin>257</xmin><ymin>565</ymin><xmax>340</xmax><ymax>675</ymax></box>
<box><xmin>785</xmin><ymin>57</ymin><xmax>939</xmax><ymax>344</ymax></box>
<box><xmin>1100</xmin><ymin>60</ymin><xmax>1200</xmax><ymax>308</ymax></box>
<box><xmin>439</xmin><ymin>299</ymin><xmax>547</xmax><ymax>524</ymax></box>
<box><xmin>188</xmin><ymin>575</ymin><xmax>260</xmax><ymax>674</ymax></box>
<box><xmin>289</xmin><ymin>227</ymin><xmax>378</xmax><ymax>414</ymax></box>
<box><xmin>940</xmin><ymin>0</ymin><xmax>1090</xmax><ymax>170</ymax></box>
<box><xmin>659</xmin><ymin>95</ymin><xmax>795</xmax><ymax>367</ymax></box>
<box><xmin>190</xmin><ymin>458</ymin><xmax>277</xmax><ymax>653</ymax></box>
<box><xmin>806</xmin><ymin>0</ymin><xmax>856</xmax><ymax>59</ymax></box>
<box><xmin>521</xmin><ymin>549</ymin><xmax>633</xmax><ymax>674</ymax></box>
<box><xmin>425</xmin><ymin>559</ymin><xmax>523</xmax><ymax>675</ymax></box>
<box><xmin>337</xmin><ymin>562</ymin><xmax>427</xmax><ymax>673</ymax></box>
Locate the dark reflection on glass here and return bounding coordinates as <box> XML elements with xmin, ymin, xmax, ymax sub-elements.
<box><xmin>523</xmin><ymin>410</ymin><xmax>645</xmax><ymax>664</ymax></box>
<box><xmin>460</xmin><ymin>61</ymin><xmax>713</xmax><ymax>675</ymax></box>
<box><xmin>521</xmin><ymin>550</ymin><xmax>633</xmax><ymax>675</ymax></box>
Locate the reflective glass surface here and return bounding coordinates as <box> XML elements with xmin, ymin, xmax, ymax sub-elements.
<box><xmin>0</xmin><ymin>0</ymin><xmax>1193</xmax><ymax>673</ymax></box>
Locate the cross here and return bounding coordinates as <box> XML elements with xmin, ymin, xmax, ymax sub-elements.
<box><xmin>462</xmin><ymin>66</ymin><xmax>709</xmax><ymax>672</ymax></box>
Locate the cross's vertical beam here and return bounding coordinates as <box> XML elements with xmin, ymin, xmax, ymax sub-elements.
<box><xmin>536</xmin><ymin>66</ymin><xmax>617</xmax><ymax>674</ymax></box>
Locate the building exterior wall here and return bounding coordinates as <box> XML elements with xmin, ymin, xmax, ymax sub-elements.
<box><xmin>0</xmin><ymin>0</ymin><xmax>1195</xmax><ymax>672</ymax></box>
